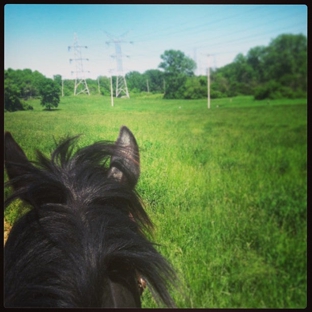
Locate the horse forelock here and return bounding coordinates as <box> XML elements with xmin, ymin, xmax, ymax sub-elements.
<box><xmin>4</xmin><ymin>135</ymin><xmax>177</xmax><ymax>308</ymax></box>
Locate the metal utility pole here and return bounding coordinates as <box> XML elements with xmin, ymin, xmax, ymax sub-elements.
<box><xmin>110</xmin><ymin>73</ymin><xmax>114</xmax><ymax>106</ymax></box>
<box><xmin>207</xmin><ymin>54</ymin><xmax>210</xmax><ymax>109</ymax></box>
<box><xmin>68</xmin><ymin>33</ymin><xmax>90</xmax><ymax>96</ymax></box>
<box><xmin>146</xmin><ymin>79</ymin><xmax>150</xmax><ymax>93</ymax></box>
<box><xmin>105</xmin><ymin>31</ymin><xmax>131</xmax><ymax>98</ymax></box>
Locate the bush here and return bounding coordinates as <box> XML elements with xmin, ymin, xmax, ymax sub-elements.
<box><xmin>21</xmin><ymin>102</ymin><xmax>34</xmax><ymax>110</ymax></box>
<box><xmin>39</xmin><ymin>78</ymin><xmax>61</xmax><ymax>110</ymax></box>
<box><xmin>210</xmin><ymin>89</ymin><xmax>226</xmax><ymax>99</ymax></box>
<box><xmin>4</xmin><ymin>97</ymin><xmax>24</xmax><ymax>112</ymax></box>
<box><xmin>254</xmin><ymin>80</ymin><xmax>307</xmax><ymax>100</ymax></box>
<box><xmin>254</xmin><ymin>81</ymin><xmax>296</xmax><ymax>100</ymax></box>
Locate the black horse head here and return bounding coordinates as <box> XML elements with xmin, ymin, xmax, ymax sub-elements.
<box><xmin>4</xmin><ymin>126</ymin><xmax>176</xmax><ymax>308</ymax></box>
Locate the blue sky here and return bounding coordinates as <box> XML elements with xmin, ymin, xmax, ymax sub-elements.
<box><xmin>4</xmin><ymin>4</ymin><xmax>307</xmax><ymax>79</ymax></box>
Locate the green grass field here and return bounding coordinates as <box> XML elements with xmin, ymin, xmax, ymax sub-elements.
<box><xmin>4</xmin><ymin>95</ymin><xmax>307</xmax><ymax>308</ymax></box>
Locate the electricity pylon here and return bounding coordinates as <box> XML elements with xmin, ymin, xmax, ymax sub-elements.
<box><xmin>68</xmin><ymin>33</ymin><xmax>90</xmax><ymax>95</ymax></box>
<box><xmin>105</xmin><ymin>31</ymin><xmax>131</xmax><ymax>98</ymax></box>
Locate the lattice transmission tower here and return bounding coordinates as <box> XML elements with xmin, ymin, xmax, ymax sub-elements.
<box><xmin>105</xmin><ymin>32</ymin><xmax>132</xmax><ymax>98</ymax></box>
<box><xmin>68</xmin><ymin>33</ymin><xmax>90</xmax><ymax>95</ymax></box>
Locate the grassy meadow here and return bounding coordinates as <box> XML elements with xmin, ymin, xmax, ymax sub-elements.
<box><xmin>4</xmin><ymin>94</ymin><xmax>307</xmax><ymax>308</ymax></box>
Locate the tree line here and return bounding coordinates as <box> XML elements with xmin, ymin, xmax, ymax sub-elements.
<box><xmin>4</xmin><ymin>68</ymin><xmax>61</xmax><ymax>111</ymax></box>
<box><xmin>4</xmin><ymin>33</ymin><xmax>306</xmax><ymax>111</ymax></box>
<box><xmin>122</xmin><ymin>33</ymin><xmax>307</xmax><ymax>100</ymax></box>
<box><xmin>156</xmin><ymin>33</ymin><xmax>306</xmax><ymax>100</ymax></box>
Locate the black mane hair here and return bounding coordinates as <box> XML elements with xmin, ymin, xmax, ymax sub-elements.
<box><xmin>4</xmin><ymin>127</ymin><xmax>176</xmax><ymax>308</ymax></box>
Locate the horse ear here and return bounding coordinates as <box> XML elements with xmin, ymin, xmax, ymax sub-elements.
<box><xmin>108</xmin><ymin>126</ymin><xmax>140</xmax><ymax>188</ymax></box>
<box><xmin>4</xmin><ymin>132</ymin><xmax>32</xmax><ymax>190</ymax></box>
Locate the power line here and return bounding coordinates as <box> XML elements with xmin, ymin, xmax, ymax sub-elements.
<box><xmin>64</xmin><ymin>8</ymin><xmax>305</xmax><ymax>80</ymax></box>
<box><xmin>132</xmin><ymin>5</ymin><xmax>261</xmax><ymax>43</ymax></box>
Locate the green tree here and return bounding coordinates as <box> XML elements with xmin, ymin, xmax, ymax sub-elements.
<box><xmin>144</xmin><ymin>69</ymin><xmax>164</xmax><ymax>93</ymax></box>
<box><xmin>98</xmin><ymin>76</ymin><xmax>111</xmax><ymax>96</ymax></box>
<box><xmin>53</xmin><ymin>74</ymin><xmax>62</xmax><ymax>86</ymax></box>
<box><xmin>31</xmin><ymin>70</ymin><xmax>47</xmax><ymax>97</ymax></box>
<box><xmin>126</xmin><ymin>71</ymin><xmax>146</xmax><ymax>93</ymax></box>
<box><xmin>253</xmin><ymin>34</ymin><xmax>307</xmax><ymax>99</ymax></box>
<box><xmin>159</xmin><ymin>50</ymin><xmax>196</xmax><ymax>76</ymax></box>
<box><xmin>20</xmin><ymin>68</ymin><xmax>34</xmax><ymax>99</ymax></box>
<box><xmin>263</xmin><ymin>34</ymin><xmax>307</xmax><ymax>91</ymax></box>
<box><xmin>217</xmin><ymin>54</ymin><xmax>255</xmax><ymax>96</ymax></box>
<box><xmin>212</xmin><ymin>34</ymin><xmax>307</xmax><ymax>99</ymax></box>
<box><xmin>246</xmin><ymin>46</ymin><xmax>266</xmax><ymax>83</ymax></box>
<box><xmin>159</xmin><ymin>50</ymin><xmax>196</xmax><ymax>99</ymax></box>
<box><xmin>39</xmin><ymin>78</ymin><xmax>60</xmax><ymax>110</ymax></box>
<box><xmin>4</xmin><ymin>77</ymin><xmax>24</xmax><ymax>112</ymax></box>
<box><xmin>4</xmin><ymin>69</ymin><xmax>33</xmax><ymax>111</ymax></box>
<box><xmin>61</xmin><ymin>79</ymin><xmax>75</xmax><ymax>96</ymax></box>
<box><xmin>210</xmin><ymin>71</ymin><xmax>229</xmax><ymax>98</ymax></box>
<box><xmin>182</xmin><ymin>76</ymin><xmax>207</xmax><ymax>99</ymax></box>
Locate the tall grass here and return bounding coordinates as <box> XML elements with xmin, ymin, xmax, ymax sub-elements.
<box><xmin>4</xmin><ymin>95</ymin><xmax>307</xmax><ymax>308</ymax></box>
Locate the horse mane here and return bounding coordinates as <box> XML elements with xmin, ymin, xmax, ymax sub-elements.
<box><xmin>4</xmin><ymin>134</ymin><xmax>176</xmax><ymax>307</ymax></box>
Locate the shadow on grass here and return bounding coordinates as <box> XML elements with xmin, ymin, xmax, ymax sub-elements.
<box><xmin>42</xmin><ymin>108</ymin><xmax>61</xmax><ymax>111</ymax></box>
